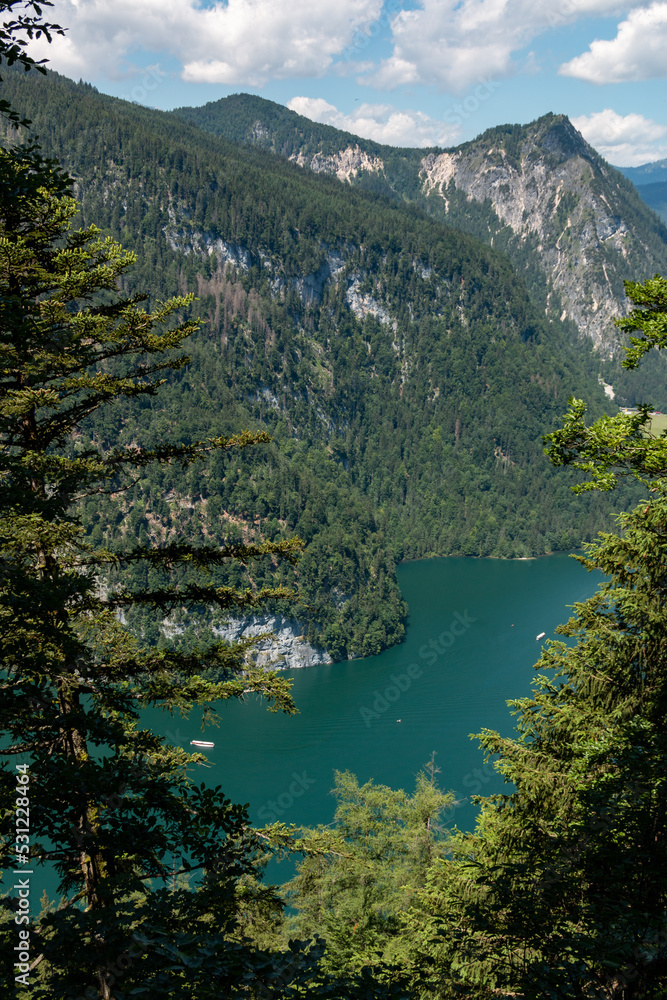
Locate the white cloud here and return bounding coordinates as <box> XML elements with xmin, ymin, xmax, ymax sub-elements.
<box><xmin>36</xmin><ymin>0</ymin><xmax>653</xmax><ymax>95</ymax></box>
<box><xmin>287</xmin><ymin>96</ymin><xmax>461</xmax><ymax>146</ymax></box>
<box><xmin>560</xmin><ymin>2</ymin><xmax>667</xmax><ymax>83</ymax></box>
<box><xmin>364</xmin><ymin>0</ymin><xmax>645</xmax><ymax>94</ymax></box>
<box><xmin>572</xmin><ymin>108</ymin><xmax>667</xmax><ymax>165</ymax></box>
<box><xmin>31</xmin><ymin>0</ymin><xmax>384</xmax><ymax>86</ymax></box>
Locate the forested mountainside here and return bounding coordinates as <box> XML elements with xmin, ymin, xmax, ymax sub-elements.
<box><xmin>175</xmin><ymin>96</ymin><xmax>667</xmax><ymax>373</ymax></box>
<box><xmin>2</xmin><ymin>67</ymin><xmax>621</xmax><ymax>658</ymax></box>
<box><xmin>627</xmin><ymin>182</ymin><xmax>667</xmax><ymax>226</ymax></box>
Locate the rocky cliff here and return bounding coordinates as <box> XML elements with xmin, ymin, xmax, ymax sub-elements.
<box><xmin>6</xmin><ymin>68</ymin><xmax>638</xmax><ymax>662</ymax></box>
<box><xmin>213</xmin><ymin>615</ymin><xmax>333</xmax><ymax>670</ymax></box>
<box><xmin>420</xmin><ymin>116</ymin><xmax>665</xmax><ymax>353</ymax></box>
<box><xmin>291</xmin><ymin>145</ymin><xmax>384</xmax><ymax>183</ymax></box>
<box><xmin>174</xmin><ymin>98</ymin><xmax>667</xmax><ymax>355</ymax></box>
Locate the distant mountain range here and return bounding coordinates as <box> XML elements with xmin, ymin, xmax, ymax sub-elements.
<box><xmin>174</xmin><ymin>96</ymin><xmax>667</xmax><ymax>355</ymax></box>
<box><xmin>616</xmin><ymin>159</ymin><xmax>667</xmax><ymax>226</ymax></box>
<box><xmin>619</xmin><ymin>157</ymin><xmax>667</xmax><ymax>185</ymax></box>
<box><xmin>0</xmin><ymin>68</ymin><xmax>651</xmax><ymax>657</ymax></box>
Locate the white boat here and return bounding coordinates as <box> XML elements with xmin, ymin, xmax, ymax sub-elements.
<box><xmin>535</xmin><ymin>632</ymin><xmax>546</xmax><ymax>641</ymax></box>
<box><xmin>190</xmin><ymin>740</ymin><xmax>215</xmax><ymax>748</ymax></box>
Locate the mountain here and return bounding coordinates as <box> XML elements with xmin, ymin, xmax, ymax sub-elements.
<box><xmin>615</xmin><ymin>159</ymin><xmax>667</xmax><ymax>225</ymax></box>
<box><xmin>174</xmin><ymin>96</ymin><xmax>667</xmax><ymax>356</ymax></box>
<box><xmin>618</xmin><ymin>158</ymin><xmax>667</xmax><ymax>186</ymax></box>
<box><xmin>629</xmin><ymin>182</ymin><xmax>667</xmax><ymax>225</ymax></box>
<box><xmin>0</xmin><ymin>68</ymin><xmax>627</xmax><ymax>658</ymax></box>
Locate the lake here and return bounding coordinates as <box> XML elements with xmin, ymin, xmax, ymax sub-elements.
<box><xmin>2</xmin><ymin>552</ymin><xmax>602</xmax><ymax>902</ymax></box>
<box><xmin>147</xmin><ymin>552</ymin><xmax>602</xmax><ymax>837</ymax></box>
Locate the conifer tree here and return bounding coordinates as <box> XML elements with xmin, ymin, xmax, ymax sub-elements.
<box><xmin>0</xmin><ymin>0</ymin><xmax>64</xmax><ymax>127</ymax></box>
<box><xmin>286</xmin><ymin>761</ymin><xmax>454</xmax><ymax>977</ymax></box>
<box><xmin>407</xmin><ymin>277</ymin><xmax>667</xmax><ymax>999</ymax></box>
<box><xmin>0</xmin><ymin>10</ymin><xmax>416</xmax><ymax>998</ymax></box>
<box><xmin>0</xmin><ymin>9</ymin><xmax>303</xmax><ymax>996</ymax></box>
<box><xmin>0</xmin><ymin>129</ymin><xmax>316</xmax><ymax>997</ymax></box>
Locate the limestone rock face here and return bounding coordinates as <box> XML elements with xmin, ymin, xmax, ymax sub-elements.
<box><xmin>291</xmin><ymin>145</ymin><xmax>384</xmax><ymax>184</ymax></box>
<box><xmin>173</xmin><ymin>97</ymin><xmax>667</xmax><ymax>353</ymax></box>
<box><xmin>420</xmin><ymin>115</ymin><xmax>665</xmax><ymax>354</ymax></box>
<box><xmin>167</xmin><ymin>99</ymin><xmax>667</xmax><ymax>354</ymax></box>
<box><xmin>213</xmin><ymin>614</ymin><xmax>333</xmax><ymax>670</ymax></box>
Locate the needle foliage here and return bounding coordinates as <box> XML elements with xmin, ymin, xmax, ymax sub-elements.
<box><xmin>403</xmin><ymin>277</ymin><xmax>667</xmax><ymax>999</ymax></box>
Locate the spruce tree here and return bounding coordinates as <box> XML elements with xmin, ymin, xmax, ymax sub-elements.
<box><xmin>0</xmin><ymin>11</ymin><xmax>416</xmax><ymax>998</ymax></box>
<box><xmin>0</xmin><ymin>140</ymin><xmax>414</xmax><ymax>1000</ymax></box>
<box><xmin>407</xmin><ymin>277</ymin><xmax>667</xmax><ymax>999</ymax></box>
<box><xmin>0</xmin><ymin>132</ymin><xmax>317</xmax><ymax>997</ymax></box>
<box><xmin>286</xmin><ymin>761</ymin><xmax>454</xmax><ymax>976</ymax></box>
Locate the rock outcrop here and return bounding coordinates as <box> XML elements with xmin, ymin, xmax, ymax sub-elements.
<box><xmin>195</xmin><ymin>98</ymin><xmax>667</xmax><ymax>356</ymax></box>
<box><xmin>419</xmin><ymin>116</ymin><xmax>657</xmax><ymax>353</ymax></box>
<box><xmin>213</xmin><ymin>614</ymin><xmax>333</xmax><ymax>670</ymax></box>
<box><xmin>291</xmin><ymin>145</ymin><xmax>384</xmax><ymax>184</ymax></box>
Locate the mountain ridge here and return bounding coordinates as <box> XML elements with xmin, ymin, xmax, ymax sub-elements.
<box><xmin>0</xmin><ymin>66</ymin><xmax>632</xmax><ymax>658</ymax></box>
<box><xmin>173</xmin><ymin>97</ymin><xmax>667</xmax><ymax>356</ymax></box>
<box><xmin>616</xmin><ymin>159</ymin><xmax>667</xmax><ymax>225</ymax></box>
<box><xmin>618</xmin><ymin>157</ymin><xmax>667</xmax><ymax>185</ymax></box>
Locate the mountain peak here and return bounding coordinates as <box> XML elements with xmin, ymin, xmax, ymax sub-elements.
<box><xmin>538</xmin><ymin>114</ymin><xmax>595</xmax><ymax>161</ymax></box>
<box><xmin>457</xmin><ymin>113</ymin><xmax>597</xmax><ymax>169</ymax></box>
<box><xmin>173</xmin><ymin>92</ymin><xmax>387</xmax><ymax>159</ymax></box>
<box><xmin>171</xmin><ymin>94</ymin><xmax>667</xmax><ymax>352</ymax></box>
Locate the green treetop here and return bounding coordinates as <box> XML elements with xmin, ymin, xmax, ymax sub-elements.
<box><xmin>0</xmin><ymin>140</ymin><xmax>313</xmax><ymax>998</ymax></box>
<box><xmin>404</xmin><ymin>276</ymin><xmax>667</xmax><ymax>999</ymax></box>
<box><xmin>285</xmin><ymin>761</ymin><xmax>454</xmax><ymax>980</ymax></box>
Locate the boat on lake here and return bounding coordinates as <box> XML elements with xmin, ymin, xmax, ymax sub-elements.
<box><xmin>190</xmin><ymin>740</ymin><xmax>215</xmax><ymax>748</ymax></box>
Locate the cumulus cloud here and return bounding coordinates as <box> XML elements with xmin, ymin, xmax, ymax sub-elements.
<box><xmin>287</xmin><ymin>96</ymin><xmax>461</xmax><ymax>147</ymax></box>
<box><xmin>35</xmin><ymin>0</ymin><xmax>654</xmax><ymax>95</ymax></box>
<box><xmin>560</xmin><ymin>2</ymin><xmax>667</xmax><ymax>83</ymax></box>
<box><xmin>363</xmin><ymin>0</ymin><xmax>645</xmax><ymax>93</ymax></box>
<box><xmin>572</xmin><ymin>108</ymin><xmax>667</xmax><ymax>165</ymax></box>
<box><xmin>30</xmin><ymin>0</ymin><xmax>384</xmax><ymax>86</ymax></box>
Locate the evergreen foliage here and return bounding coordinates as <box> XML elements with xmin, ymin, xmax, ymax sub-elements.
<box><xmin>284</xmin><ymin>761</ymin><xmax>453</xmax><ymax>978</ymax></box>
<box><xmin>242</xmin><ymin>278</ymin><xmax>667</xmax><ymax>999</ymax></box>
<box><xmin>1</xmin><ymin>6</ymin><xmax>666</xmax><ymax>996</ymax></box>
<box><xmin>0</xmin><ymin>123</ymin><xmax>325</xmax><ymax>998</ymax></box>
<box><xmin>398</xmin><ymin>276</ymin><xmax>667</xmax><ymax>998</ymax></box>
<box><xmin>176</xmin><ymin>94</ymin><xmax>667</xmax><ymax>412</ymax></box>
<box><xmin>0</xmin><ymin>10</ymin><xmax>413</xmax><ymax>996</ymax></box>
<box><xmin>0</xmin><ymin>64</ymin><xmax>631</xmax><ymax>656</ymax></box>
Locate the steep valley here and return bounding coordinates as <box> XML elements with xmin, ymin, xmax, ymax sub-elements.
<box><xmin>1</xmin><ymin>67</ymin><xmax>644</xmax><ymax>659</ymax></box>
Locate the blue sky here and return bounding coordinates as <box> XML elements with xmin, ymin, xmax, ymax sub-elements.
<box><xmin>32</xmin><ymin>0</ymin><xmax>667</xmax><ymax>165</ymax></box>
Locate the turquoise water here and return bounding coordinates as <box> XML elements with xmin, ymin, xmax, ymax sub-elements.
<box><xmin>3</xmin><ymin>553</ymin><xmax>601</xmax><ymax>900</ymax></box>
<box><xmin>148</xmin><ymin>553</ymin><xmax>601</xmax><ymax>834</ymax></box>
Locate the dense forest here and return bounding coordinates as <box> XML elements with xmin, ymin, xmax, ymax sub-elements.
<box><xmin>2</xmin><ymin>5</ymin><xmax>667</xmax><ymax>996</ymax></box>
<box><xmin>0</xmin><ymin>64</ymin><xmax>629</xmax><ymax>657</ymax></box>
<box><xmin>176</xmin><ymin>93</ymin><xmax>667</xmax><ymax>412</ymax></box>
<box><xmin>618</xmin><ymin>160</ymin><xmax>667</xmax><ymax>224</ymax></box>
